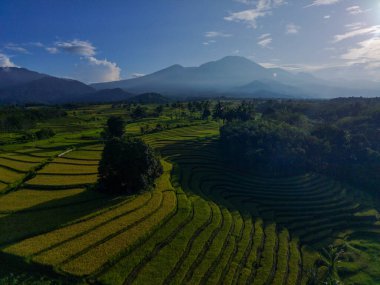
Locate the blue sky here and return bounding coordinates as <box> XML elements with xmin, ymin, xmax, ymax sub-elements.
<box><xmin>0</xmin><ymin>0</ymin><xmax>379</xmax><ymax>83</ymax></box>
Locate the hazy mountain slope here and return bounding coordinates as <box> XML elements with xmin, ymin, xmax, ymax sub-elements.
<box><xmin>85</xmin><ymin>88</ymin><xmax>134</xmax><ymax>102</ymax></box>
<box><xmin>0</xmin><ymin>77</ymin><xmax>95</xmax><ymax>104</ymax></box>
<box><xmin>0</xmin><ymin>67</ymin><xmax>48</xmax><ymax>89</ymax></box>
<box><xmin>91</xmin><ymin>56</ymin><xmax>325</xmax><ymax>97</ymax></box>
<box><xmin>91</xmin><ymin>56</ymin><xmax>280</xmax><ymax>90</ymax></box>
<box><xmin>234</xmin><ymin>79</ymin><xmax>304</xmax><ymax>98</ymax></box>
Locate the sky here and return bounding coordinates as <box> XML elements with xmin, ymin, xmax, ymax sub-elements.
<box><xmin>0</xmin><ymin>0</ymin><xmax>379</xmax><ymax>83</ymax></box>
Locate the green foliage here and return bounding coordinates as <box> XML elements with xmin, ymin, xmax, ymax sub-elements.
<box><xmin>0</xmin><ymin>106</ymin><xmax>67</xmax><ymax>132</ymax></box>
<box><xmin>213</xmin><ymin>101</ymin><xmax>255</xmax><ymax>122</ymax></box>
<box><xmin>102</xmin><ymin>116</ymin><xmax>126</xmax><ymax>139</ymax></box>
<box><xmin>201</xmin><ymin>107</ymin><xmax>211</xmax><ymax>120</ymax></box>
<box><xmin>35</xmin><ymin>128</ymin><xmax>55</xmax><ymax>140</ymax></box>
<box><xmin>131</xmin><ymin>105</ymin><xmax>147</xmax><ymax>119</ymax></box>
<box><xmin>220</xmin><ymin>101</ymin><xmax>380</xmax><ymax>199</ymax></box>
<box><xmin>98</xmin><ymin>137</ymin><xmax>163</xmax><ymax>195</ymax></box>
<box><xmin>220</xmin><ymin>120</ymin><xmax>309</xmax><ymax>175</ymax></box>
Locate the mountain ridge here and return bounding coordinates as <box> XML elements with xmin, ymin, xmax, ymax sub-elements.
<box><xmin>1</xmin><ymin>56</ymin><xmax>380</xmax><ymax>104</ymax></box>
<box><xmin>90</xmin><ymin>56</ymin><xmax>330</xmax><ymax>98</ymax></box>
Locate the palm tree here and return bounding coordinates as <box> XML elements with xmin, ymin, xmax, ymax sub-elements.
<box><xmin>320</xmin><ymin>244</ymin><xmax>345</xmax><ymax>283</ymax></box>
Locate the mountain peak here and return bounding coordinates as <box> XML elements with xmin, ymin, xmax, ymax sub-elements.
<box><xmin>200</xmin><ymin>56</ymin><xmax>264</xmax><ymax>70</ymax></box>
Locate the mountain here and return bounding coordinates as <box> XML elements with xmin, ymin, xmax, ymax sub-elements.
<box><xmin>92</xmin><ymin>56</ymin><xmax>380</xmax><ymax>99</ymax></box>
<box><xmin>234</xmin><ymin>79</ymin><xmax>304</xmax><ymax>98</ymax></box>
<box><xmin>0</xmin><ymin>67</ymin><xmax>48</xmax><ymax>89</ymax></box>
<box><xmin>91</xmin><ymin>56</ymin><xmax>276</xmax><ymax>94</ymax></box>
<box><xmin>2</xmin><ymin>57</ymin><xmax>379</xmax><ymax>104</ymax></box>
<box><xmin>0</xmin><ymin>76</ymin><xmax>95</xmax><ymax>104</ymax></box>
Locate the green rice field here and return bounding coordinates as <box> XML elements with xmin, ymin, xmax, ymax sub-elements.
<box><xmin>0</xmin><ymin>104</ymin><xmax>379</xmax><ymax>285</ymax></box>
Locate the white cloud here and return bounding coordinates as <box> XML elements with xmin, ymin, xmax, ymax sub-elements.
<box><xmin>259</xmin><ymin>61</ymin><xmax>347</xmax><ymax>72</ymax></box>
<box><xmin>257</xmin><ymin>34</ymin><xmax>272</xmax><ymax>48</ymax></box>
<box><xmin>234</xmin><ymin>0</ymin><xmax>254</xmax><ymax>4</ymax></box>
<box><xmin>305</xmin><ymin>0</ymin><xmax>340</xmax><ymax>8</ymax></box>
<box><xmin>4</xmin><ymin>43</ymin><xmax>29</xmax><ymax>54</ymax></box>
<box><xmin>46</xmin><ymin>47</ymin><xmax>59</xmax><ymax>54</ymax></box>
<box><xmin>203</xmin><ymin>40</ymin><xmax>216</xmax><ymax>46</ymax></box>
<box><xmin>258</xmin><ymin>33</ymin><xmax>271</xmax><ymax>40</ymax></box>
<box><xmin>54</xmin><ymin>39</ymin><xmax>96</xmax><ymax>56</ymax></box>
<box><xmin>341</xmin><ymin>37</ymin><xmax>380</xmax><ymax>68</ymax></box>
<box><xmin>324</xmin><ymin>15</ymin><xmax>331</xmax><ymax>19</ymax></box>
<box><xmin>345</xmin><ymin>22</ymin><xmax>365</xmax><ymax>30</ymax></box>
<box><xmin>346</xmin><ymin>5</ymin><xmax>371</xmax><ymax>15</ymax></box>
<box><xmin>51</xmin><ymin>39</ymin><xmax>121</xmax><ymax>83</ymax></box>
<box><xmin>333</xmin><ymin>25</ymin><xmax>380</xmax><ymax>42</ymax></box>
<box><xmin>29</xmin><ymin>42</ymin><xmax>44</xmax><ymax>48</ymax></box>
<box><xmin>204</xmin><ymin>31</ymin><xmax>232</xmax><ymax>38</ymax></box>
<box><xmin>75</xmin><ymin>56</ymin><xmax>121</xmax><ymax>83</ymax></box>
<box><xmin>0</xmin><ymin>53</ymin><xmax>18</xmax><ymax>67</ymax></box>
<box><xmin>286</xmin><ymin>23</ymin><xmax>300</xmax><ymax>34</ymax></box>
<box><xmin>346</xmin><ymin>6</ymin><xmax>363</xmax><ymax>15</ymax></box>
<box><xmin>225</xmin><ymin>0</ymin><xmax>285</xmax><ymax>28</ymax></box>
<box><xmin>131</xmin><ymin>73</ymin><xmax>145</xmax><ymax>78</ymax></box>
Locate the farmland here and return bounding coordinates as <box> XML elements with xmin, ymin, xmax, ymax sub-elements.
<box><xmin>0</xmin><ymin>101</ymin><xmax>379</xmax><ymax>285</ymax></box>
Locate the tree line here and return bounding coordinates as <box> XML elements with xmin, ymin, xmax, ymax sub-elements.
<box><xmin>217</xmin><ymin>98</ymin><xmax>380</xmax><ymax>205</ymax></box>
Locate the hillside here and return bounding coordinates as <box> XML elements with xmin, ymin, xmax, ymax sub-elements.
<box><xmin>0</xmin><ymin>67</ymin><xmax>48</xmax><ymax>89</ymax></box>
<box><xmin>0</xmin><ymin>76</ymin><xmax>95</xmax><ymax>104</ymax></box>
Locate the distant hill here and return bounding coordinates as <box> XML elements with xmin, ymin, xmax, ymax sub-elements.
<box><xmin>86</xmin><ymin>88</ymin><xmax>134</xmax><ymax>103</ymax></box>
<box><xmin>0</xmin><ymin>67</ymin><xmax>48</xmax><ymax>89</ymax></box>
<box><xmin>2</xmin><ymin>57</ymin><xmax>380</xmax><ymax>104</ymax></box>
<box><xmin>127</xmin><ymin>93</ymin><xmax>170</xmax><ymax>104</ymax></box>
<box><xmin>91</xmin><ymin>56</ymin><xmax>320</xmax><ymax>98</ymax></box>
<box><xmin>91</xmin><ymin>56</ymin><xmax>279</xmax><ymax>94</ymax></box>
<box><xmin>0</xmin><ymin>76</ymin><xmax>95</xmax><ymax>104</ymax></box>
<box><xmin>233</xmin><ymin>79</ymin><xmax>302</xmax><ymax>98</ymax></box>
<box><xmin>91</xmin><ymin>56</ymin><xmax>380</xmax><ymax>99</ymax></box>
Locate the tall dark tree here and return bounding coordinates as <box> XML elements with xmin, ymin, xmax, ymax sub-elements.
<box><xmin>98</xmin><ymin>137</ymin><xmax>163</xmax><ymax>195</ymax></box>
<box><xmin>104</xmin><ymin>116</ymin><xmax>126</xmax><ymax>139</ymax></box>
<box><xmin>155</xmin><ymin>105</ymin><xmax>164</xmax><ymax>116</ymax></box>
<box><xmin>202</xmin><ymin>107</ymin><xmax>211</xmax><ymax>120</ymax></box>
<box><xmin>131</xmin><ymin>105</ymin><xmax>147</xmax><ymax>119</ymax></box>
<box><xmin>212</xmin><ymin>101</ymin><xmax>225</xmax><ymax>122</ymax></box>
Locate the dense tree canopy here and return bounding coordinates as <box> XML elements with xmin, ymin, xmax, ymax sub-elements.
<box><xmin>219</xmin><ymin>99</ymin><xmax>380</xmax><ymax>204</ymax></box>
<box><xmin>98</xmin><ymin>137</ymin><xmax>163</xmax><ymax>195</ymax></box>
<box><xmin>103</xmin><ymin>116</ymin><xmax>126</xmax><ymax>139</ymax></box>
<box><xmin>0</xmin><ymin>106</ymin><xmax>66</xmax><ymax>132</ymax></box>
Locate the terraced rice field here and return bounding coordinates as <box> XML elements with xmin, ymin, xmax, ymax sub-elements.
<box><xmin>0</xmin><ymin>122</ymin><xmax>379</xmax><ymax>284</ymax></box>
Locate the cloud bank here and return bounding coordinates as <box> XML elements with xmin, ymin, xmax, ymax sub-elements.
<box><xmin>50</xmin><ymin>39</ymin><xmax>121</xmax><ymax>83</ymax></box>
<box><xmin>0</xmin><ymin>53</ymin><xmax>18</xmax><ymax>67</ymax></box>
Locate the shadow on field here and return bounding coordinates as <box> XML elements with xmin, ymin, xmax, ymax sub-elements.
<box><xmin>159</xmin><ymin>138</ymin><xmax>380</xmax><ymax>249</ymax></box>
<box><xmin>0</xmin><ymin>189</ymin><xmax>123</xmax><ymax>246</ymax></box>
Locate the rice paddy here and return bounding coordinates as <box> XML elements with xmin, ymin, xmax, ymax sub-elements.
<box><xmin>0</xmin><ymin>106</ymin><xmax>379</xmax><ymax>285</ymax></box>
